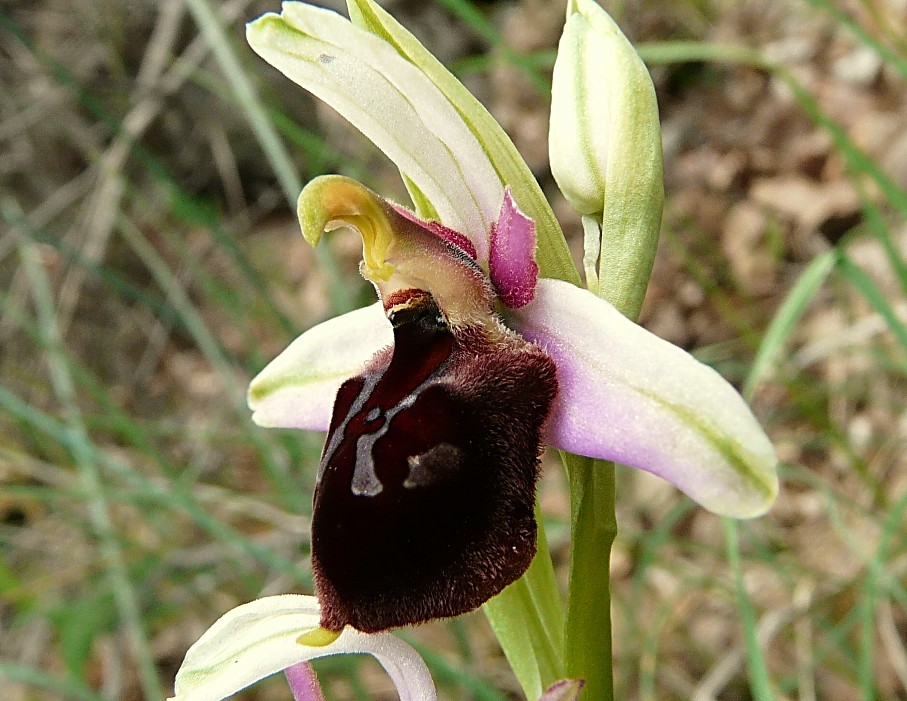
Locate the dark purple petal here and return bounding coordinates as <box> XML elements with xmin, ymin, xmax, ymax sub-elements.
<box><xmin>311</xmin><ymin>289</ymin><xmax>557</xmax><ymax>633</ymax></box>
<box><xmin>285</xmin><ymin>662</ymin><xmax>326</xmax><ymax>701</ymax></box>
<box><xmin>489</xmin><ymin>187</ymin><xmax>539</xmax><ymax>308</ymax></box>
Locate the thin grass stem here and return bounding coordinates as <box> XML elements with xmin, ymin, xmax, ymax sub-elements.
<box><xmin>17</xmin><ymin>237</ymin><xmax>164</xmax><ymax>701</ymax></box>
<box><xmin>0</xmin><ymin>662</ymin><xmax>109</xmax><ymax>701</ymax></box>
<box><xmin>745</xmin><ymin>249</ymin><xmax>837</xmax><ymax>398</ymax></box>
<box><xmin>182</xmin><ymin>0</ymin><xmax>351</xmax><ymax>312</ymax></box>
<box><xmin>723</xmin><ymin>519</ymin><xmax>775</xmax><ymax>701</ymax></box>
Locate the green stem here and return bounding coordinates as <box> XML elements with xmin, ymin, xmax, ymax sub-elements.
<box><xmin>562</xmin><ymin>454</ymin><xmax>617</xmax><ymax>700</ymax></box>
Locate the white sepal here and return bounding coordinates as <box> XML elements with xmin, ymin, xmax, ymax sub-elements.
<box><xmin>247</xmin><ymin>3</ymin><xmax>502</xmax><ymax>261</ymax></box>
<box><xmin>248</xmin><ymin>303</ymin><xmax>391</xmax><ymax>431</ymax></box>
<box><xmin>170</xmin><ymin>594</ymin><xmax>437</xmax><ymax>701</ymax></box>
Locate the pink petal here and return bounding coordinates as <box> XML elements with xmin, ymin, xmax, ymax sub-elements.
<box><xmin>389</xmin><ymin>202</ymin><xmax>477</xmax><ymax>260</ymax></box>
<box><xmin>490</xmin><ymin>187</ymin><xmax>539</xmax><ymax>308</ymax></box>
<box><xmin>508</xmin><ymin>279</ymin><xmax>778</xmax><ymax>518</ymax></box>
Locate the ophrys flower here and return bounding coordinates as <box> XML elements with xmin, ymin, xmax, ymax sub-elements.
<box><xmin>245</xmin><ymin>0</ymin><xmax>778</xmax><ymax>634</ymax></box>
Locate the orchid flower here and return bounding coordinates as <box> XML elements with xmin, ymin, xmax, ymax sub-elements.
<box><xmin>245</xmin><ymin>0</ymin><xmax>777</xmax><ymax>633</ymax></box>
<box><xmin>171</xmin><ymin>0</ymin><xmax>778</xmax><ymax>698</ymax></box>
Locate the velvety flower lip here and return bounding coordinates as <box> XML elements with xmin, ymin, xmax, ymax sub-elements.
<box><xmin>282</xmin><ymin>176</ymin><xmax>558</xmax><ymax>632</ymax></box>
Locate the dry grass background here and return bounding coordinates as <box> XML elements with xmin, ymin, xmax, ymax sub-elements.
<box><xmin>1</xmin><ymin>0</ymin><xmax>906</xmax><ymax>700</ymax></box>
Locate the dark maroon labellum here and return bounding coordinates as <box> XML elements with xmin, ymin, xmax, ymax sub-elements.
<box><xmin>311</xmin><ymin>290</ymin><xmax>558</xmax><ymax>633</ymax></box>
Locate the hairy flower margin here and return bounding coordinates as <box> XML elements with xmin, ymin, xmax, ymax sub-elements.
<box><xmin>169</xmin><ymin>0</ymin><xmax>779</xmax><ymax>699</ymax></box>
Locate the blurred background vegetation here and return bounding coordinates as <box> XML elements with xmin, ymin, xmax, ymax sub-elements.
<box><xmin>1</xmin><ymin>0</ymin><xmax>906</xmax><ymax>699</ymax></box>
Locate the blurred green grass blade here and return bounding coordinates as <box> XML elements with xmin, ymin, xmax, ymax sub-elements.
<box><xmin>182</xmin><ymin>0</ymin><xmax>351</xmax><ymax>312</ymax></box>
<box><xmin>2</xmin><ymin>209</ymin><xmax>185</xmax><ymax>331</ymax></box>
<box><xmin>724</xmin><ymin>519</ymin><xmax>775</xmax><ymax>701</ymax></box>
<box><xmin>448</xmin><ymin>49</ymin><xmax>556</xmax><ymax>79</ymax></box>
<box><xmin>876</xmin><ymin>489</ymin><xmax>907</xmax><ymax>609</ymax></box>
<box><xmin>837</xmin><ymin>252</ymin><xmax>907</xmax><ymax>357</ymax></box>
<box><xmin>183</xmin><ymin>0</ymin><xmax>300</xmax><ymax>201</ymax></box>
<box><xmin>638</xmin><ymin>40</ymin><xmax>768</xmax><ymax>69</ymax></box>
<box><xmin>805</xmin><ymin>0</ymin><xmax>907</xmax><ymax>80</ymax></box>
<box><xmin>1</xmin><ymin>280</ymin><xmax>284</xmax><ymax>503</ymax></box>
<box><xmin>0</xmin><ymin>555</ymin><xmax>24</xmax><ymax>597</ymax></box>
<box><xmin>0</xmin><ymin>662</ymin><xmax>108</xmax><ymax>701</ymax></box>
<box><xmin>744</xmin><ymin>249</ymin><xmax>837</xmax><ymax>398</ymax></box>
<box><xmin>0</xmin><ymin>386</ymin><xmax>308</xmax><ymax>582</ymax></box>
<box><xmin>779</xmin><ymin>75</ymin><xmax>907</xmax><ymax>220</ymax></box>
<box><xmin>631</xmin><ymin>500</ymin><xmax>696</xmax><ymax>593</ymax></box>
<box><xmin>430</xmin><ymin>0</ymin><xmax>550</xmax><ymax>94</ymax></box>
<box><xmin>824</xmin><ymin>482</ymin><xmax>907</xmax><ymax>701</ymax></box>
<box><xmin>50</xmin><ymin>591</ymin><xmax>118</xmax><ymax>684</ymax></box>
<box><xmin>859</xmin><ymin>572</ymin><xmax>877</xmax><ymax>701</ymax></box>
<box><xmin>17</xmin><ymin>239</ymin><xmax>164</xmax><ymax>701</ymax></box>
<box><xmin>858</xmin><ymin>189</ymin><xmax>907</xmax><ymax>302</ymax></box>
<box><xmin>115</xmin><ymin>216</ymin><xmax>302</xmax><ymax>506</ymax></box>
<box><xmin>0</xmin><ymin>11</ymin><xmax>304</xmax><ymax>333</ymax></box>
<box><xmin>638</xmin><ymin>40</ymin><xmax>907</xmax><ymax>220</ymax></box>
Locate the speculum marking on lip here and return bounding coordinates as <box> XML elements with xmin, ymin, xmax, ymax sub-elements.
<box><xmin>404</xmin><ymin>442</ymin><xmax>463</xmax><ymax>488</ymax></box>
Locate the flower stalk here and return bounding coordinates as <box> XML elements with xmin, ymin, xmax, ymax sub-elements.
<box><xmin>562</xmin><ymin>454</ymin><xmax>616</xmax><ymax>700</ymax></box>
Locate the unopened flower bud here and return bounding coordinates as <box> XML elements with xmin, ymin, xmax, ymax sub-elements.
<box><xmin>549</xmin><ymin>0</ymin><xmax>663</xmax><ymax>318</ymax></box>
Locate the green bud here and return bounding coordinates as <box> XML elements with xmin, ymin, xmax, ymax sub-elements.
<box><xmin>549</xmin><ymin>0</ymin><xmax>663</xmax><ymax>319</ymax></box>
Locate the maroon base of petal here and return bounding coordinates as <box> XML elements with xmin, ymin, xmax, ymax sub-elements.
<box><xmin>311</xmin><ymin>295</ymin><xmax>557</xmax><ymax>633</ymax></box>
